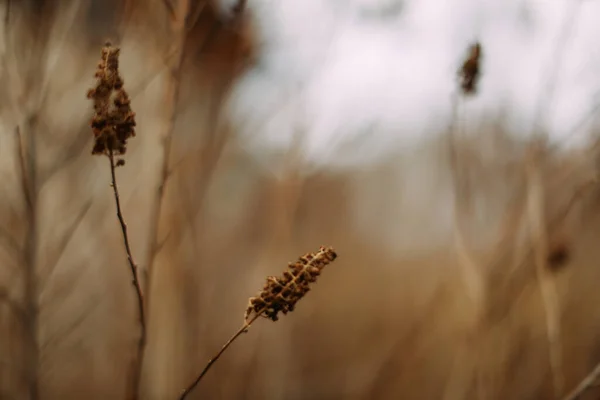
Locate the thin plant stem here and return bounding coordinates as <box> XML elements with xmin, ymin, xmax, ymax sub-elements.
<box><xmin>107</xmin><ymin>149</ymin><xmax>146</xmax><ymax>399</ymax></box>
<box><xmin>144</xmin><ymin>0</ymin><xmax>189</xmax><ymax>309</ymax></box>
<box><xmin>562</xmin><ymin>363</ymin><xmax>600</xmax><ymax>400</ymax></box>
<box><xmin>17</xmin><ymin>122</ymin><xmax>40</xmax><ymax>400</ymax></box>
<box><xmin>525</xmin><ymin>148</ymin><xmax>564</xmax><ymax>398</ymax></box>
<box><xmin>178</xmin><ymin>313</ymin><xmax>261</xmax><ymax>400</ymax></box>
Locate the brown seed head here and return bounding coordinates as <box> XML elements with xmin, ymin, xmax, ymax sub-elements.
<box><xmin>547</xmin><ymin>241</ymin><xmax>570</xmax><ymax>272</ymax></box>
<box><xmin>87</xmin><ymin>41</ymin><xmax>136</xmax><ymax>156</ymax></box>
<box><xmin>459</xmin><ymin>42</ymin><xmax>482</xmax><ymax>95</ymax></box>
<box><xmin>245</xmin><ymin>246</ymin><xmax>337</xmax><ymax>322</ymax></box>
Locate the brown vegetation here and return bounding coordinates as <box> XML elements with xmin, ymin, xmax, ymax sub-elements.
<box><xmin>1</xmin><ymin>1</ymin><xmax>600</xmax><ymax>400</ymax></box>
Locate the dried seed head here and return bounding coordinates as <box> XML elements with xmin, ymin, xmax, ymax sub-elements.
<box><xmin>87</xmin><ymin>41</ymin><xmax>136</xmax><ymax>156</ymax></box>
<box><xmin>458</xmin><ymin>42</ymin><xmax>482</xmax><ymax>95</ymax></box>
<box><xmin>547</xmin><ymin>241</ymin><xmax>570</xmax><ymax>272</ymax></box>
<box><xmin>245</xmin><ymin>246</ymin><xmax>337</xmax><ymax>323</ymax></box>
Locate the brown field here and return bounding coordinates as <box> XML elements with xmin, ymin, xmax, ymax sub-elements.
<box><xmin>1</xmin><ymin>1</ymin><xmax>600</xmax><ymax>399</ymax></box>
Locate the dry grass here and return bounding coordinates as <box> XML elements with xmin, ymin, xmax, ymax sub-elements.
<box><xmin>81</xmin><ymin>5</ymin><xmax>336</xmax><ymax>399</ymax></box>
<box><xmin>1</xmin><ymin>1</ymin><xmax>600</xmax><ymax>400</ymax></box>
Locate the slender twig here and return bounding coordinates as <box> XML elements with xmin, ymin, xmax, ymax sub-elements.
<box><xmin>40</xmin><ymin>291</ymin><xmax>101</xmax><ymax>353</ymax></box>
<box><xmin>108</xmin><ymin>150</ymin><xmax>145</xmax><ymax>313</ymax></box>
<box><xmin>42</xmin><ymin>199</ymin><xmax>92</xmax><ymax>282</ymax></box>
<box><xmin>126</xmin><ymin>2</ymin><xmax>212</xmax><ymax>102</ymax></box>
<box><xmin>107</xmin><ymin>149</ymin><xmax>146</xmax><ymax>399</ymax></box>
<box><xmin>525</xmin><ymin>146</ymin><xmax>564</xmax><ymax>398</ymax></box>
<box><xmin>562</xmin><ymin>363</ymin><xmax>600</xmax><ymax>400</ymax></box>
<box><xmin>178</xmin><ymin>313</ymin><xmax>260</xmax><ymax>400</ymax></box>
<box><xmin>126</xmin><ymin>0</ymin><xmax>246</xmax><ymax>107</ymax></box>
<box><xmin>143</xmin><ymin>0</ymin><xmax>189</xmax><ymax>311</ymax></box>
<box><xmin>17</xmin><ymin>122</ymin><xmax>40</xmax><ymax>400</ymax></box>
<box><xmin>39</xmin><ymin>126</ymin><xmax>90</xmax><ymax>185</ymax></box>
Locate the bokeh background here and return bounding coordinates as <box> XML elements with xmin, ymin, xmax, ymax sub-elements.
<box><xmin>2</xmin><ymin>0</ymin><xmax>600</xmax><ymax>399</ymax></box>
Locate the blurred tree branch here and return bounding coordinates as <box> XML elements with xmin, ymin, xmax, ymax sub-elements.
<box><xmin>17</xmin><ymin>121</ymin><xmax>40</xmax><ymax>400</ymax></box>
<box><xmin>143</xmin><ymin>0</ymin><xmax>191</xmax><ymax>314</ymax></box>
<box><xmin>0</xmin><ymin>4</ymin><xmax>95</xmax><ymax>397</ymax></box>
<box><xmin>563</xmin><ymin>363</ymin><xmax>600</xmax><ymax>400</ymax></box>
<box><xmin>41</xmin><ymin>199</ymin><xmax>93</xmax><ymax>284</ymax></box>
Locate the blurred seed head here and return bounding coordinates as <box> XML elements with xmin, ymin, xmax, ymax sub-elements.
<box><xmin>245</xmin><ymin>246</ymin><xmax>338</xmax><ymax>322</ymax></box>
<box><xmin>459</xmin><ymin>41</ymin><xmax>482</xmax><ymax>95</ymax></box>
<box><xmin>86</xmin><ymin>41</ymin><xmax>136</xmax><ymax>156</ymax></box>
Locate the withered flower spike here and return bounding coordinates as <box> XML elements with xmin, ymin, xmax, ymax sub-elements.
<box><xmin>459</xmin><ymin>41</ymin><xmax>482</xmax><ymax>95</ymax></box>
<box><xmin>180</xmin><ymin>246</ymin><xmax>339</xmax><ymax>399</ymax></box>
<box><xmin>87</xmin><ymin>42</ymin><xmax>136</xmax><ymax>156</ymax></box>
<box><xmin>244</xmin><ymin>246</ymin><xmax>337</xmax><ymax>323</ymax></box>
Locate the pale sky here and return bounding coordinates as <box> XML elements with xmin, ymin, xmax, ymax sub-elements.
<box><xmin>223</xmin><ymin>0</ymin><xmax>600</xmax><ymax>172</ymax></box>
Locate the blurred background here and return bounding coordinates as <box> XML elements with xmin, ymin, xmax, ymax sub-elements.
<box><xmin>2</xmin><ymin>0</ymin><xmax>600</xmax><ymax>399</ymax></box>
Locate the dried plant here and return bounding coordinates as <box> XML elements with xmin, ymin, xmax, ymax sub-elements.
<box><xmin>244</xmin><ymin>246</ymin><xmax>337</xmax><ymax>322</ymax></box>
<box><xmin>445</xmin><ymin>40</ymin><xmax>486</xmax><ymax>399</ymax></box>
<box><xmin>458</xmin><ymin>42</ymin><xmax>482</xmax><ymax>95</ymax></box>
<box><xmin>87</xmin><ymin>41</ymin><xmax>136</xmax><ymax>157</ymax></box>
<box><xmin>179</xmin><ymin>246</ymin><xmax>338</xmax><ymax>399</ymax></box>
<box><xmin>87</xmin><ymin>41</ymin><xmax>145</xmax><ymax>400</ymax></box>
<box><xmin>562</xmin><ymin>363</ymin><xmax>600</xmax><ymax>400</ymax></box>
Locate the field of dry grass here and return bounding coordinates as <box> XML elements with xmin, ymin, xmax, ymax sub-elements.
<box><xmin>2</xmin><ymin>1</ymin><xmax>600</xmax><ymax>399</ymax></box>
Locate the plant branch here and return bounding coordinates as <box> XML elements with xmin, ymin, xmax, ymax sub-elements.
<box><xmin>525</xmin><ymin>146</ymin><xmax>564</xmax><ymax>398</ymax></box>
<box><xmin>144</xmin><ymin>0</ymin><xmax>190</xmax><ymax>312</ymax></box>
<box><xmin>178</xmin><ymin>313</ymin><xmax>261</xmax><ymax>400</ymax></box>
<box><xmin>17</xmin><ymin>121</ymin><xmax>40</xmax><ymax>400</ymax></box>
<box><xmin>107</xmin><ymin>149</ymin><xmax>146</xmax><ymax>399</ymax></box>
<box><xmin>42</xmin><ymin>199</ymin><xmax>92</xmax><ymax>283</ymax></box>
<box><xmin>562</xmin><ymin>363</ymin><xmax>600</xmax><ymax>400</ymax></box>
